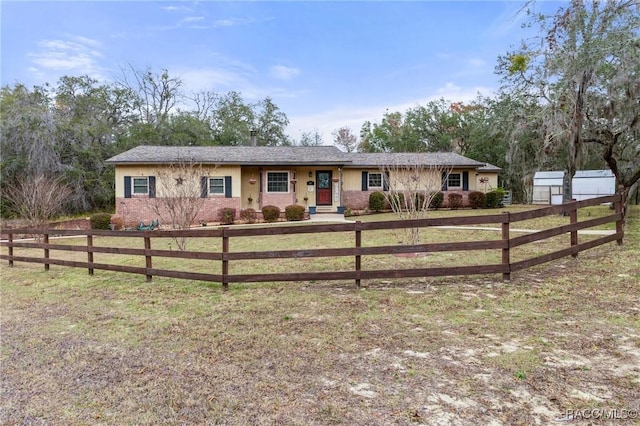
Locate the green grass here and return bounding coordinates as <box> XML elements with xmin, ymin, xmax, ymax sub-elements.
<box><xmin>1</xmin><ymin>205</ymin><xmax>638</xmax><ymax>424</ymax></box>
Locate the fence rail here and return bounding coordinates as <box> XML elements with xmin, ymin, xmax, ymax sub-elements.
<box><xmin>1</xmin><ymin>194</ymin><xmax>624</xmax><ymax>289</ymax></box>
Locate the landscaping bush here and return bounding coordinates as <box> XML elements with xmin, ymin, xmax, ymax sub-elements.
<box><xmin>448</xmin><ymin>193</ymin><xmax>463</xmax><ymax>210</ymax></box>
<box><xmin>218</xmin><ymin>207</ymin><xmax>236</xmax><ymax>225</ymax></box>
<box><xmin>109</xmin><ymin>215</ymin><xmax>123</xmax><ymax>230</ymax></box>
<box><xmin>388</xmin><ymin>192</ymin><xmax>405</xmax><ymax>210</ymax></box>
<box><xmin>369</xmin><ymin>191</ymin><xmax>386</xmax><ymax>212</ymax></box>
<box><xmin>468</xmin><ymin>191</ymin><xmax>486</xmax><ymax>209</ymax></box>
<box><xmin>262</xmin><ymin>205</ymin><xmax>281</xmax><ymax>223</ymax></box>
<box><xmin>239</xmin><ymin>208</ymin><xmax>257</xmax><ymax>224</ymax></box>
<box><xmin>414</xmin><ymin>193</ymin><xmax>426</xmax><ymax>210</ymax></box>
<box><xmin>90</xmin><ymin>213</ymin><xmax>112</xmax><ymax>230</ymax></box>
<box><xmin>485</xmin><ymin>189</ymin><xmax>505</xmax><ymax>209</ymax></box>
<box><xmin>429</xmin><ymin>191</ymin><xmax>444</xmax><ymax>209</ymax></box>
<box><xmin>285</xmin><ymin>204</ymin><xmax>305</xmax><ymax>221</ymax></box>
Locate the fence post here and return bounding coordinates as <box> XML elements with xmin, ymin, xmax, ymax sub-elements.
<box><xmin>222</xmin><ymin>227</ymin><xmax>229</xmax><ymax>291</ymax></box>
<box><xmin>8</xmin><ymin>233</ymin><xmax>13</xmax><ymax>267</ymax></box>
<box><xmin>615</xmin><ymin>185</ymin><xmax>625</xmax><ymax>246</ymax></box>
<box><xmin>87</xmin><ymin>234</ymin><xmax>94</xmax><ymax>276</ymax></box>
<box><xmin>502</xmin><ymin>212</ymin><xmax>510</xmax><ymax>281</ymax></box>
<box><xmin>355</xmin><ymin>221</ymin><xmax>362</xmax><ymax>288</ymax></box>
<box><xmin>43</xmin><ymin>232</ymin><xmax>50</xmax><ymax>272</ymax></box>
<box><xmin>570</xmin><ymin>200</ymin><xmax>578</xmax><ymax>257</ymax></box>
<box><xmin>144</xmin><ymin>233</ymin><xmax>152</xmax><ymax>282</ymax></box>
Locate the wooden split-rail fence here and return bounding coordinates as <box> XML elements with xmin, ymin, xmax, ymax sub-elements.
<box><xmin>0</xmin><ymin>194</ymin><xmax>625</xmax><ymax>290</ymax></box>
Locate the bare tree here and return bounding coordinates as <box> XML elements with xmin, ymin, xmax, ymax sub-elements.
<box><xmin>380</xmin><ymin>159</ymin><xmax>451</xmax><ymax>245</ymax></box>
<box><xmin>118</xmin><ymin>64</ymin><xmax>183</xmax><ymax>126</ymax></box>
<box><xmin>3</xmin><ymin>174</ymin><xmax>72</xmax><ymax>229</ymax></box>
<box><xmin>332</xmin><ymin>126</ymin><xmax>358</xmax><ymax>152</ymax></box>
<box><xmin>151</xmin><ymin>159</ymin><xmax>213</xmax><ymax>250</ymax></box>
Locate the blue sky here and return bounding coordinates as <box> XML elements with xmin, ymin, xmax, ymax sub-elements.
<box><xmin>1</xmin><ymin>1</ymin><xmax>563</xmax><ymax>142</ymax></box>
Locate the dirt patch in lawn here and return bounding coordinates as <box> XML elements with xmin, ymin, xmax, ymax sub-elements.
<box><xmin>1</xmin><ymin>215</ymin><xmax>639</xmax><ymax>425</ymax></box>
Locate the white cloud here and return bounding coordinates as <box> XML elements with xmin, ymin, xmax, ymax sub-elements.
<box><xmin>181</xmin><ymin>16</ymin><xmax>205</xmax><ymax>23</ymax></box>
<box><xmin>213</xmin><ymin>17</ymin><xmax>257</xmax><ymax>28</ymax></box>
<box><xmin>269</xmin><ymin>65</ymin><xmax>300</xmax><ymax>80</ymax></box>
<box><xmin>27</xmin><ymin>36</ymin><xmax>108</xmax><ymax>81</ymax></box>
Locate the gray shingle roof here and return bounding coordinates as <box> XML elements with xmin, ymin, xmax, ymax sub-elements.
<box><xmin>346</xmin><ymin>152</ymin><xmax>486</xmax><ymax>168</ymax></box>
<box><xmin>106</xmin><ymin>145</ymin><xmax>490</xmax><ymax>169</ymax></box>
<box><xmin>478</xmin><ymin>162</ymin><xmax>502</xmax><ymax>172</ymax></box>
<box><xmin>105</xmin><ymin>145</ymin><xmax>349</xmax><ymax>165</ymax></box>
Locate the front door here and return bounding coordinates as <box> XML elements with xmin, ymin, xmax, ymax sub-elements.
<box><xmin>316</xmin><ymin>171</ymin><xmax>332</xmax><ymax>205</ymax></box>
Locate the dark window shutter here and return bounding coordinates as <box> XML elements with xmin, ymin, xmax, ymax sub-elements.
<box><xmin>361</xmin><ymin>172</ymin><xmax>369</xmax><ymax>191</ymax></box>
<box><xmin>124</xmin><ymin>176</ymin><xmax>131</xmax><ymax>198</ymax></box>
<box><xmin>383</xmin><ymin>171</ymin><xmax>390</xmax><ymax>192</ymax></box>
<box><xmin>201</xmin><ymin>177</ymin><xmax>208</xmax><ymax>198</ymax></box>
<box><xmin>441</xmin><ymin>172</ymin><xmax>448</xmax><ymax>191</ymax></box>
<box><xmin>462</xmin><ymin>171</ymin><xmax>469</xmax><ymax>191</ymax></box>
<box><xmin>224</xmin><ymin>176</ymin><xmax>232</xmax><ymax>198</ymax></box>
<box><xmin>149</xmin><ymin>176</ymin><xmax>156</xmax><ymax>198</ymax></box>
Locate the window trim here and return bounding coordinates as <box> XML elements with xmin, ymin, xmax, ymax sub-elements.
<box><xmin>132</xmin><ymin>177</ymin><xmax>149</xmax><ymax>195</ymax></box>
<box><xmin>368</xmin><ymin>172</ymin><xmax>383</xmax><ymax>189</ymax></box>
<box><xmin>266</xmin><ymin>171</ymin><xmax>290</xmax><ymax>193</ymax></box>
<box><xmin>447</xmin><ymin>173</ymin><xmax>462</xmax><ymax>188</ymax></box>
<box><xmin>208</xmin><ymin>177</ymin><xmax>225</xmax><ymax>196</ymax></box>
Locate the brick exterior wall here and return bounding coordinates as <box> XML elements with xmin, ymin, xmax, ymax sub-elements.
<box><xmin>343</xmin><ymin>190</ymin><xmax>472</xmax><ymax>211</ymax></box>
<box><xmin>343</xmin><ymin>190</ymin><xmax>376</xmax><ymax>210</ymax></box>
<box><xmin>114</xmin><ymin>197</ymin><xmax>241</xmax><ymax>228</ymax></box>
<box><xmin>260</xmin><ymin>192</ymin><xmax>298</xmax><ymax>210</ymax></box>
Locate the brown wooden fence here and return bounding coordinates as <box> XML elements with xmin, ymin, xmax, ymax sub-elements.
<box><xmin>0</xmin><ymin>194</ymin><xmax>624</xmax><ymax>289</ymax></box>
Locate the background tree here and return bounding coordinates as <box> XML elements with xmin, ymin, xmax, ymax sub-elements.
<box><xmin>254</xmin><ymin>97</ymin><xmax>291</xmax><ymax>146</ymax></box>
<box><xmin>298</xmin><ymin>130</ymin><xmax>324</xmax><ymax>146</ymax></box>
<box><xmin>332</xmin><ymin>126</ymin><xmax>358</xmax><ymax>152</ymax></box>
<box><xmin>0</xmin><ymin>84</ymin><xmax>60</xmax><ymax>216</ymax></box>
<box><xmin>499</xmin><ymin>0</ymin><xmax>640</xmax><ymax>206</ymax></box>
<box><xmin>118</xmin><ymin>65</ymin><xmax>183</xmax><ymax>127</ymax></box>
<box><xmin>53</xmin><ymin>75</ymin><xmax>137</xmax><ymax>211</ymax></box>
<box><xmin>210</xmin><ymin>91</ymin><xmax>255</xmax><ymax>146</ymax></box>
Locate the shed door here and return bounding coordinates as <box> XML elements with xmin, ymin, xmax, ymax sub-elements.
<box><xmin>316</xmin><ymin>171</ymin><xmax>332</xmax><ymax>205</ymax></box>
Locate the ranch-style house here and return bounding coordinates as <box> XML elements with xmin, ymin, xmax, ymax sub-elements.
<box><xmin>105</xmin><ymin>145</ymin><xmax>500</xmax><ymax>226</ymax></box>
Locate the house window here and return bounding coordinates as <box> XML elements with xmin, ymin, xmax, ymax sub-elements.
<box><xmin>267</xmin><ymin>171</ymin><xmax>289</xmax><ymax>193</ymax></box>
<box><xmin>448</xmin><ymin>173</ymin><xmax>462</xmax><ymax>188</ymax></box>
<box><xmin>133</xmin><ymin>177</ymin><xmax>149</xmax><ymax>195</ymax></box>
<box><xmin>368</xmin><ymin>172</ymin><xmax>383</xmax><ymax>188</ymax></box>
<box><xmin>209</xmin><ymin>177</ymin><xmax>225</xmax><ymax>195</ymax></box>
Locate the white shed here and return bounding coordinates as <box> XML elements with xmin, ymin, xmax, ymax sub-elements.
<box><xmin>532</xmin><ymin>170</ymin><xmax>615</xmax><ymax>205</ymax></box>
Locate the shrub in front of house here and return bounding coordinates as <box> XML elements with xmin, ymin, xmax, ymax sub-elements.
<box><xmin>429</xmin><ymin>191</ymin><xmax>444</xmax><ymax>209</ymax></box>
<box><xmin>90</xmin><ymin>213</ymin><xmax>112</xmax><ymax>230</ymax></box>
<box><xmin>218</xmin><ymin>207</ymin><xmax>236</xmax><ymax>225</ymax></box>
<box><xmin>448</xmin><ymin>193</ymin><xmax>463</xmax><ymax>210</ymax></box>
<box><xmin>388</xmin><ymin>192</ymin><xmax>405</xmax><ymax>210</ymax></box>
<box><xmin>369</xmin><ymin>191</ymin><xmax>386</xmax><ymax>212</ymax></box>
<box><xmin>262</xmin><ymin>205</ymin><xmax>281</xmax><ymax>223</ymax></box>
<box><xmin>109</xmin><ymin>215</ymin><xmax>124</xmax><ymax>230</ymax></box>
<box><xmin>285</xmin><ymin>204</ymin><xmax>305</xmax><ymax>221</ymax></box>
<box><xmin>468</xmin><ymin>191</ymin><xmax>486</xmax><ymax>209</ymax></box>
<box><xmin>240</xmin><ymin>208</ymin><xmax>257</xmax><ymax>224</ymax></box>
<box><xmin>485</xmin><ymin>189</ymin><xmax>505</xmax><ymax>208</ymax></box>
